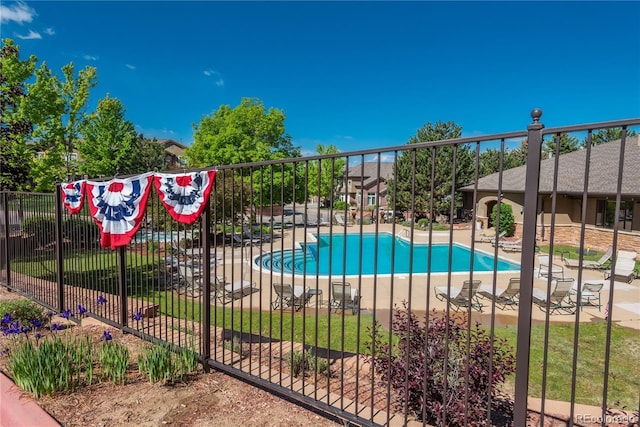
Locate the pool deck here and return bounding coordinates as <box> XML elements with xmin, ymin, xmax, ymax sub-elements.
<box><xmin>213</xmin><ymin>223</ymin><xmax>639</xmax><ymax>331</ymax></box>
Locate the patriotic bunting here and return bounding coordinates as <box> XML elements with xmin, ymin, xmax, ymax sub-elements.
<box><xmin>153</xmin><ymin>170</ymin><xmax>216</xmax><ymax>224</ymax></box>
<box><xmin>85</xmin><ymin>173</ymin><xmax>153</xmax><ymax>249</ymax></box>
<box><xmin>61</xmin><ymin>180</ymin><xmax>86</xmax><ymax>214</ymax></box>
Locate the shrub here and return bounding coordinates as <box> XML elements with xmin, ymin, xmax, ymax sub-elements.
<box><xmin>490</xmin><ymin>202</ymin><xmax>515</xmax><ymax>237</ymax></box>
<box><xmin>285</xmin><ymin>349</ymin><xmax>332</xmax><ymax>378</ymax></box>
<box><xmin>22</xmin><ymin>217</ymin><xmax>56</xmax><ymax>247</ymax></box>
<box><xmin>0</xmin><ymin>299</ymin><xmax>47</xmax><ymax>327</ymax></box>
<box><xmin>366</xmin><ymin>303</ymin><xmax>515</xmax><ymax>426</ymax></box>
<box><xmin>332</xmin><ymin>200</ymin><xmax>348</xmax><ymax>211</ymax></box>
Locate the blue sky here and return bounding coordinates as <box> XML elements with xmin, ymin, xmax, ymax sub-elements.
<box><xmin>2</xmin><ymin>1</ymin><xmax>639</xmax><ymax>156</ymax></box>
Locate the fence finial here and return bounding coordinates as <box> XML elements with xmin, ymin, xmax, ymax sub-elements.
<box><xmin>531</xmin><ymin>108</ymin><xmax>543</xmax><ymax>123</ymax></box>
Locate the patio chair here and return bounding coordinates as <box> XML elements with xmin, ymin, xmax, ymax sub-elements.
<box><xmin>532</xmin><ymin>278</ymin><xmax>575</xmax><ymax>314</ymax></box>
<box><xmin>501</xmin><ymin>239</ymin><xmax>523</xmax><ymax>252</ymax></box>
<box><xmin>478</xmin><ymin>277</ymin><xmax>520</xmax><ymax>310</ymax></box>
<box><xmin>334</xmin><ymin>213</ymin><xmax>353</xmax><ymax>227</ymax></box>
<box><xmin>434</xmin><ymin>279</ymin><xmax>483</xmax><ymax>312</ymax></box>
<box><xmin>569</xmin><ymin>280</ymin><xmax>603</xmax><ymax>311</ymax></box>
<box><xmin>330</xmin><ymin>281</ymin><xmax>361</xmax><ymax>314</ymax></box>
<box><xmin>271</xmin><ymin>283</ymin><xmax>311</xmax><ymax>311</ymax></box>
<box><xmin>537</xmin><ymin>254</ymin><xmax>564</xmax><ymax>279</ymax></box>
<box><xmin>605</xmin><ymin>250</ymin><xmax>637</xmax><ymax>283</ymax></box>
<box><xmin>562</xmin><ymin>246</ymin><xmax>613</xmax><ymax>270</ymax></box>
<box><xmin>243</xmin><ymin>225</ymin><xmax>272</xmax><ymax>243</ymax></box>
<box><xmin>477</xmin><ymin>230</ymin><xmax>506</xmax><ymax>244</ymax></box>
<box><xmin>214</xmin><ymin>276</ymin><xmax>254</xmax><ymax>304</ymax></box>
<box><xmin>232</xmin><ymin>233</ymin><xmax>261</xmax><ymax>247</ymax></box>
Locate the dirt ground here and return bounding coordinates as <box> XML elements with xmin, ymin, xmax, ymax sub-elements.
<box><xmin>0</xmin><ymin>287</ymin><xmax>342</xmax><ymax>427</ymax></box>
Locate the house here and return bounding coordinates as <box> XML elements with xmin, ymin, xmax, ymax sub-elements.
<box><xmin>461</xmin><ymin>136</ymin><xmax>640</xmax><ymax>252</ymax></box>
<box><xmin>158</xmin><ymin>139</ymin><xmax>187</xmax><ymax>169</ymax></box>
<box><xmin>338</xmin><ymin>162</ymin><xmax>394</xmax><ymax>210</ymax></box>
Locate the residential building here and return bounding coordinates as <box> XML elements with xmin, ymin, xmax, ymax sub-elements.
<box><xmin>339</xmin><ymin>162</ymin><xmax>394</xmax><ymax>210</ymax></box>
<box><xmin>461</xmin><ymin>136</ymin><xmax>640</xmax><ymax>252</ymax></box>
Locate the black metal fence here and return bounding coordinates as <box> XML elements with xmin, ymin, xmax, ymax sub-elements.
<box><xmin>1</xmin><ymin>110</ymin><xmax>639</xmax><ymax>426</ymax></box>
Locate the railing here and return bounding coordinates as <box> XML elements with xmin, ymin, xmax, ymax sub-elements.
<box><xmin>1</xmin><ymin>110</ymin><xmax>639</xmax><ymax>426</ymax></box>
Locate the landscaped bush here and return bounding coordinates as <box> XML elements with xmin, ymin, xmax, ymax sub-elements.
<box><xmin>490</xmin><ymin>202</ymin><xmax>515</xmax><ymax>237</ymax></box>
<box><xmin>0</xmin><ymin>299</ymin><xmax>46</xmax><ymax>327</ymax></box>
<box><xmin>366</xmin><ymin>303</ymin><xmax>515</xmax><ymax>426</ymax></box>
<box><xmin>22</xmin><ymin>217</ymin><xmax>100</xmax><ymax>248</ymax></box>
<box><xmin>285</xmin><ymin>349</ymin><xmax>332</xmax><ymax>378</ymax></box>
<box><xmin>22</xmin><ymin>217</ymin><xmax>56</xmax><ymax>246</ymax></box>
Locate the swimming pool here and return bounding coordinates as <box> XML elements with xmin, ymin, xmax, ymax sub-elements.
<box><xmin>255</xmin><ymin>232</ymin><xmax>520</xmax><ymax>276</ymax></box>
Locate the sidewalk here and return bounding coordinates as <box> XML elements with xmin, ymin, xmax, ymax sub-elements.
<box><xmin>0</xmin><ymin>372</ymin><xmax>60</xmax><ymax>427</ymax></box>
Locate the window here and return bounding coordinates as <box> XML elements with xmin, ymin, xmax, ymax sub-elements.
<box><xmin>596</xmin><ymin>200</ymin><xmax>633</xmax><ymax>230</ymax></box>
<box><xmin>367</xmin><ymin>192</ymin><xmax>376</xmax><ymax>206</ymax></box>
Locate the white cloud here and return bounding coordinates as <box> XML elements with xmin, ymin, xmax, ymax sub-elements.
<box><xmin>44</xmin><ymin>27</ymin><xmax>55</xmax><ymax>35</ymax></box>
<box><xmin>203</xmin><ymin>68</ymin><xmax>225</xmax><ymax>87</ymax></box>
<box><xmin>83</xmin><ymin>54</ymin><xmax>98</xmax><ymax>61</ymax></box>
<box><xmin>125</xmin><ymin>64</ymin><xmax>136</xmax><ymax>70</ymax></box>
<box><xmin>15</xmin><ymin>30</ymin><xmax>41</xmax><ymax>39</ymax></box>
<box><xmin>0</xmin><ymin>2</ymin><xmax>35</xmax><ymax>24</ymax></box>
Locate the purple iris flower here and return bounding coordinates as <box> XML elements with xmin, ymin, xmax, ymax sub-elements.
<box><xmin>101</xmin><ymin>330</ymin><xmax>112</xmax><ymax>341</ymax></box>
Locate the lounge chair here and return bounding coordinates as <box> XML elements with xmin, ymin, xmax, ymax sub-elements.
<box><xmin>243</xmin><ymin>225</ymin><xmax>272</xmax><ymax>242</ymax></box>
<box><xmin>537</xmin><ymin>254</ymin><xmax>564</xmax><ymax>279</ymax></box>
<box><xmin>605</xmin><ymin>250</ymin><xmax>637</xmax><ymax>283</ymax></box>
<box><xmin>271</xmin><ymin>283</ymin><xmax>311</xmax><ymax>311</ymax></box>
<box><xmin>532</xmin><ymin>278</ymin><xmax>575</xmax><ymax>314</ymax></box>
<box><xmin>334</xmin><ymin>213</ymin><xmax>353</xmax><ymax>227</ymax></box>
<box><xmin>569</xmin><ymin>280</ymin><xmax>603</xmax><ymax>311</ymax></box>
<box><xmin>232</xmin><ymin>233</ymin><xmax>261</xmax><ymax>247</ymax></box>
<box><xmin>214</xmin><ymin>277</ymin><xmax>254</xmax><ymax>304</ymax></box>
<box><xmin>478</xmin><ymin>277</ymin><xmax>520</xmax><ymax>310</ymax></box>
<box><xmin>477</xmin><ymin>230</ymin><xmax>506</xmax><ymax>244</ymax></box>
<box><xmin>330</xmin><ymin>281</ymin><xmax>360</xmax><ymax>314</ymax></box>
<box><xmin>562</xmin><ymin>246</ymin><xmax>613</xmax><ymax>270</ymax></box>
<box><xmin>434</xmin><ymin>279</ymin><xmax>483</xmax><ymax>312</ymax></box>
<box><xmin>500</xmin><ymin>239</ymin><xmax>523</xmax><ymax>252</ymax></box>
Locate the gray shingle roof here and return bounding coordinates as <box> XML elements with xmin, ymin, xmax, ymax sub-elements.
<box><xmin>462</xmin><ymin>136</ymin><xmax>640</xmax><ymax>197</ymax></box>
<box><xmin>346</xmin><ymin>162</ymin><xmax>394</xmax><ymax>188</ymax></box>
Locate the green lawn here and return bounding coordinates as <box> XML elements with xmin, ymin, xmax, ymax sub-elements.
<box><xmin>492</xmin><ymin>322</ymin><xmax>639</xmax><ymax>409</ymax></box>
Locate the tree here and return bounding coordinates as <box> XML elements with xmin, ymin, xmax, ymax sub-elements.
<box><xmin>389</xmin><ymin>121</ymin><xmax>474</xmax><ymax>218</ymax></box>
<box><xmin>25</xmin><ymin>61</ymin><xmax>97</xmax><ymax>190</ymax></box>
<box><xmin>123</xmin><ymin>135</ymin><xmax>168</xmax><ymax>174</ymax></box>
<box><xmin>306</xmin><ymin>144</ymin><xmax>346</xmax><ymax>207</ymax></box>
<box><xmin>586</xmin><ymin>127</ymin><xmax>637</xmax><ymax>146</ymax></box>
<box><xmin>187</xmin><ymin>97</ymin><xmax>300</xmax><ymax>167</ymax></box>
<box><xmin>542</xmin><ymin>132</ymin><xmax>579</xmax><ymax>158</ymax></box>
<box><xmin>188</xmin><ymin>98</ymin><xmax>302</xmax><ymax>208</ymax></box>
<box><xmin>0</xmin><ymin>38</ymin><xmax>37</xmax><ymax>190</ymax></box>
<box><xmin>77</xmin><ymin>95</ymin><xmax>136</xmax><ymax>177</ymax></box>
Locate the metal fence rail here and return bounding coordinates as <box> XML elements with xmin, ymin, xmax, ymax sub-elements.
<box><xmin>1</xmin><ymin>111</ymin><xmax>639</xmax><ymax>426</ymax></box>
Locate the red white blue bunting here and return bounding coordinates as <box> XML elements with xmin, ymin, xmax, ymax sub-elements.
<box><xmin>153</xmin><ymin>170</ymin><xmax>216</xmax><ymax>224</ymax></box>
<box><xmin>61</xmin><ymin>180</ymin><xmax>86</xmax><ymax>214</ymax></box>
<box><xmin>85</xmin><ymin>173</ymin><xmax>153</xmax><ymax>249</ymax></box>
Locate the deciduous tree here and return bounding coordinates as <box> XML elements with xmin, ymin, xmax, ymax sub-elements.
<box><xmin>0</xmin><ymin>38</ymin><xmax>36</xmax><ymax>190</ymax></box>
<box><xmin>306</xmin><ymin>144</ymin><xmax>346</xmax><ymax>207</ymax></box>
<box><xmin>78</xmin><ymin>95</ymin><xmax>136</xmax><ymax>177</ymax></box>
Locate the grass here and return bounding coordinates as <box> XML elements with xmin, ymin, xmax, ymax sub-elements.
<box><xmin>149</xmin><ymin>291</ymin><xmax>375</xmax><ymax>354</ymax></box>
<box><xmin>492</xmin><ymin>322</ymin><xmax>639</xmax><ymax>409</ymax></box>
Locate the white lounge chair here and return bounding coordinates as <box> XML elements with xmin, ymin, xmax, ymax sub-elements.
<box><xmin>562</xmin><ymin>246</ymin><xmax>613</xmax><ymax>270</ymax></box>
<box><xmin>271</xmin><ymin>283</ymin><xmax>311</xmax><ymax>311</ymax></box>
<box><xmin>537</xmin><ymin>254</ymin><xmax>564</xmax><ymax>279</ymax></box>
<box><xmin>477</xmin><ymin>230</ymin><xmax>506</xmax><ymax>244</ymax></box>
<box><xmin>532</xmin><ymin>278</ymin><xmax>575</xmax><ymax>314</ymax></box>
<box><xmin>214</xmin><ymin>277</ymin><xmax>254</xmax><ymax>304</ymax></box>
<box><xmin>330</xmin><ymin>281</ymin><xmax>360</xmax><ymax>314</ymax></box>
<box><xmin>478</xmin><ymin>278</ymin><xmax>520</xmax><ymax>310</ymax></box>
<box><xmin>334</xmin><ymin>213</ymin><xmax>353</xmax><ymax>227</ymax></box>
<box><xmin>434</xmin><ymin>279</ymin><xmax>483</xmax><ymax>312</ymax></box>
<box><xmin>605</xmin><ymin>250</ymin><xmax>637</xmax><ymax>283</ymax></box>
<box><xmin>569</xmin><ymin>280</ymin><xmax>603</xmax><ymax>311</ymax></box>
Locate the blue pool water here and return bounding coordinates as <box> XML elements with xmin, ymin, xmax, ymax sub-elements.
<box><xmin>255</xmin><ymin>232</ymin><xmax>520</xmax><ymax>276</ymax></box>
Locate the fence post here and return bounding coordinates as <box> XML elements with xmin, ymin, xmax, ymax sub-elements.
<box><xmin>118</xmin><ymin>247</ymin><xmax>128</xmax><ymax>327</ymax></box>
<box><xmin>1</xmin><ymin>192</ymin><xmax>10</xmax><ymax>288</ymax></box>
<box><xmin>201</xmin><ymin>202</ymin><xmax>211</xmax><ymax>372</ymax></box>
<box><xmin>513</xmin><ymin>108</ymin><xmax>544</xmax><ymax>424</ymax></box>
<box><xmin>55</xmin><ymin>185</ymin><xmax>65</xmax><ymax>313</ymax></box>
